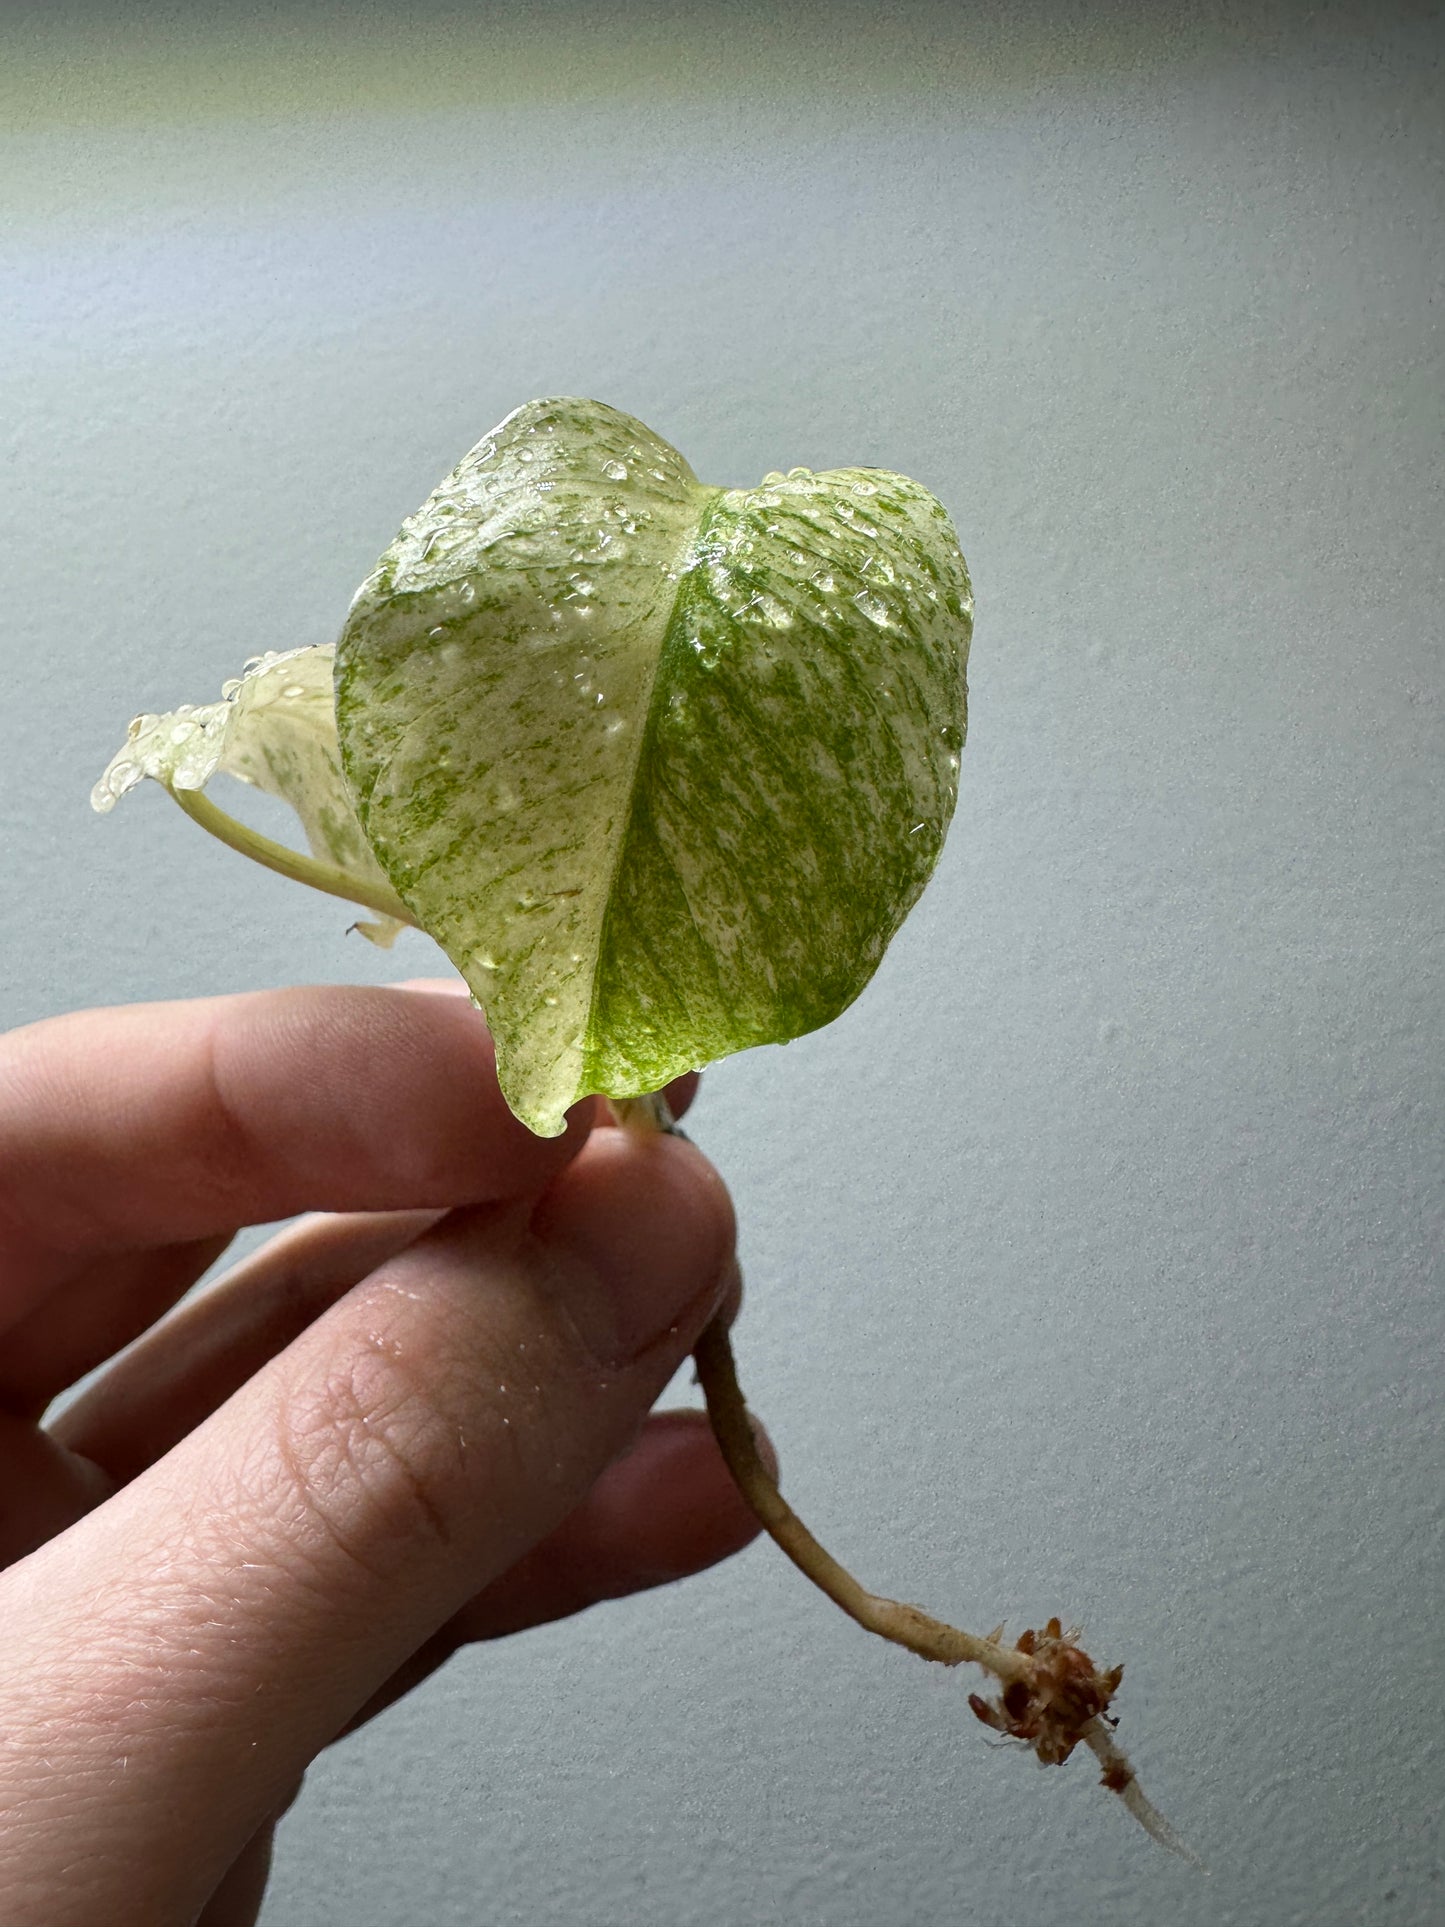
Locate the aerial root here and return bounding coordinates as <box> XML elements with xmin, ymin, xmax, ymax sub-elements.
<box><xmin>611</xmin><ymin>1093</ymin><xmax>1202</xmax><ymax>1866</ymax></box>
<box><xmin>692</xmin><ymin>1307</ymin><xmax>1202</xmax><ymax>1864</ymax></box>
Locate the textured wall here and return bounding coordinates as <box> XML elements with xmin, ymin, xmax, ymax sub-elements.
<box><xmin>4</xmin><ymin>3</ymin><xmax>1441</xmax><ymax>1922</ymax></box>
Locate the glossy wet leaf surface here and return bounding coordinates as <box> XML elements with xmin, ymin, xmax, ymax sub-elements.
<box><xmin>338</xmin><ymin>399</ymin><xmax>968</xmax><ymax>1131</ymax></box>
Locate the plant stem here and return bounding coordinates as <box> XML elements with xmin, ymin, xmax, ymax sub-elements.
<box><xmin>692</xmin><ymin>1306</ymin><xmax>1202</xmax><ymax>1867</ymax></box>
<box><xmin>167</xmin><ymin>786</ymin><xmax>416</xmax><ymax>926</ymax></box>
<box><xmin>691</xmin><ymin>1314</ymin><xmax>1027</xmax><ymax>1678</ymax></box>
<box><xmin>611</xmin><ymin>1087</ymin><xmax>1200</xmax><ymax>1865</ymax></box>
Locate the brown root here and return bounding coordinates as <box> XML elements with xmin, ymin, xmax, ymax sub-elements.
<box><xmin>965</xmin><ymin>1618</ymin><xmax>1123</xmax><ymax>1766</ymax></box>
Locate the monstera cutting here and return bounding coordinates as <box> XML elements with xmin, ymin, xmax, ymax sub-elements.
<box><xmin>94</xmin><ymin>397</ymin><xmax>1193</xmax><ymax>1859</ymax></box>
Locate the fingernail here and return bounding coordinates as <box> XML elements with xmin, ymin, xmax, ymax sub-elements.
<box><xmin>534</xmin><ymin>1136</ymin><xmax>734</xmax><ymax>1366</ymax></box>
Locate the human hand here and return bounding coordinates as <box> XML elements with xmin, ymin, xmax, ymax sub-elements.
<box><xmin>0</xmin><ymin>982</ymin><xmax>762</xmax><ymax>1926</ymax></box>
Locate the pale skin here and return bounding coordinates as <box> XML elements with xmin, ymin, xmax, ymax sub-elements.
<box><xmin>0</xmin><ymin>979</ymin><xmax>765</xmax><ymax>1927</ymax></box>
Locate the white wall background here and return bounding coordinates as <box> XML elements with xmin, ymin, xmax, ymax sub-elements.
<box><xmin>3</xmin><ymin>3</ymin><xmax>1441</xmax><ymax>1922</ymax></box>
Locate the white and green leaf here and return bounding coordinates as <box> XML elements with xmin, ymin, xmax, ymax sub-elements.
<box><xmin>92</xmin><ymin>644</ymin><xmax>410</xmax><ymax>942</ymax></box>
<box><xmin>337</xmin><ymin>397</ymin><xmax>971</xmax><ymax>1134</ymax></box>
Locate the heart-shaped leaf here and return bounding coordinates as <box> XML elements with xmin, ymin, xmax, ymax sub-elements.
<box><xmin>336</xmin><ymin>397</ymin><xmax>972</xmax><ymax>1134</ymax></box>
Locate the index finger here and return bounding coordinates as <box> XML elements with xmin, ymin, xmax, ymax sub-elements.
<box><xmin>0</xmin><ymin>985</ymin><xmax>594</xmax><ymax>1331</ymax></box>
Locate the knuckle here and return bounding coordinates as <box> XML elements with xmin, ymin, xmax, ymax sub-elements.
<box><xmin>270</xmin><ymin>1331</ymin><xmax>468</xmax><ymax>1585</ymax></box>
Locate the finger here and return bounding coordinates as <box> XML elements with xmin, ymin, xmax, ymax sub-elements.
<box><xmin>0</xmin><ymin>1236</ymin><xmax>232</xmax><ymax>1420</ymax></box>
<box><xmin>52</xmin><ymin>1210</ymin><xmax>446</xmax><ymax>1482</ymax></box>
<box><xmin>453</xmin><ymin>1399</ymin><xmax>774</xmax><ymax>1641</ymax></box>
<box><xmin>0</xmin><ymin>984</ymin><xmax>595</xmax><ymax>1331</ymax></box>
<box><xmin>55</xmin><ymin>1210</ymin><xmax>741</xmax><ymax>1488</ymax></box>
<box><xmin>0</xmin><ymin>1411</ymin><xmax>112</xmax><ymax>1567</ymax></box>
<box><xmin>479</xmin><ymin>1402</ymin><xmax>772</xmax><ymax>1633</ymax></box>
<box><xmin>0</xmin><ymin>1128</ymin><xmax>734</xmax><ymax>1924</ymax></box>
<box><xmin>336</xmin><ymin>1403</ymin><xmax>774</xmax><ymax>1738</ymax></box>
<box><xmin>193</xmin><ymin>1819</ymin><xmax>276</xmax><ymax>1927</ymax></box>
<box><xmin>196</xmin><ymin>1775</ymin><xmax>305</xmax><ymax>1927</ymax></box>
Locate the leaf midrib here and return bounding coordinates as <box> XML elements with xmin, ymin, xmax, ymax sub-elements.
<box><xmin>578</xmin><ymin>484</ymin><xmax>726</xmax><ymax>1083</ymax></box>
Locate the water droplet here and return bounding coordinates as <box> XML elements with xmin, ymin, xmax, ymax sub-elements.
<box><xmin>428</xmin><ymin>626</ymin><xmax>446</xmax><ymax>641</ymax></box>
<box><xmin>474</xmin><ymin>952</ymin><xmax>500</xmax><ymax>972</ymax></box>
<box><xmin>543</xmin><ymin>993</ymin><xmax>559</xmax><ymax>1007</ymax></box>
<box><xmin>787</xmin><ymin>466</ymin><xmax>811</xmax><ymax>480</ymax></box>
<box><xmin>813</xmin><ymin>570</ymin><xmax>836</xmax><ymax>595</ymax></box>
<box><xmin>169</xmin><ymin>722</ymin><xmax>195</xmax><ymax>745</ymax></box>
<box><xmin>854</xmin><ymin>591</ymin><xmax>893</xmax><ymax>628</ymax></box>
<box><xmin>458</xmin><ymin>580</ymin><xmax>476</xmax><ymax>606</ymax></box>
<box><xmin>753</xmin><ymin>592</ymin><xmax>793</xmax><ymax>629</ymax></box>
<box><xmin>101</xmin><ymin>764</ymin><xmax>141</xmax><ymax>807</ymax></box>
<box><xmin>281</xmin><ymin>683</ymin><xmax>305</xmax><ymax>699</ymax></box>
<box><xmin>853</xmin><ymin>479</ymin><xmax>878</xmax><ymax>497</ymax></box>
<box><xmin>602</xmin><ymin>459</ymin><xmax>629</xmax><ymax>481</ymax></box>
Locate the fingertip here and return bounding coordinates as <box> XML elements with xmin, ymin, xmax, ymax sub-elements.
<box><xmin>585</xmin><ymin>1407</ymin><xmax>772</xmax><ymax>1582</ymax></box>
<box><xmin>716</xmin><ymin>1254</ymin><xmax>744</xmax><ymax>1331</ymax></box>
<box><xmin>748</xmin><ymin>1412</ymin><xmax>779</xmax><ymax>1484</ymax></box>
<box><xmin>529</xmin><ymin>1129</ymin><xmax>735</xmax><ymax>1366</ymax></box>
<box><xmin>662</xmin><ymin>1069</ymin><xmax>701</xmax><ymax>1123</ymax></box>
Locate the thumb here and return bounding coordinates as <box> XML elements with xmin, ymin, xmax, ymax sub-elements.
<box><xmin>0</xmin><ymin>1128</ymin><xmax>734</xmax><ymax>1927</ymax></box>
